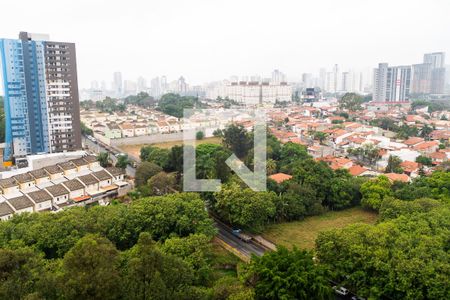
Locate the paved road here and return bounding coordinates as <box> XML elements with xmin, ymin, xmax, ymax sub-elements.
<box><xmin>82</xmin><ymin>136</ymin><xmax>136</xmax><ymax>177</ymax></box>
<box><xmin>213</xmin><ymin>215</ymin><xmax>363</xmax><ymax>300</ymax></box>
<box><xmin>213</xmin><ymin>217</ymin><xmax>267</xmax><ymax>258</ymax></box>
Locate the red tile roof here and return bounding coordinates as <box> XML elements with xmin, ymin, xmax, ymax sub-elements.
<box><xmin>348</xmin><ymin>165</ymin><xmax>368</xmax><ymax>176</ymax></box>
<box><xmin>413</xmin><ymin>141</ymin><xmax>439</xmax><ymax>151</ymax></box>
<box><xmin>400</xmin><ymin>161</ymin><xmax>419</xmax><ymax>173</ymax></box>
<box><xmin>269</xmin><ymin>173</ymin><xmax>293</xmax><ymax>184</ymax></box>
<box><xmin>385</xmin><ymin>173</ymin><xmax>410</xmax><ymax>183</ymax></box>
<box><xmin>404</xmin><ymin>137</ymin><xmax>424</xmax><ymax>146</ymax></box>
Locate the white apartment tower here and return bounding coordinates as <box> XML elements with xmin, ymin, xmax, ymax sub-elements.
<box><xmin>373</xmin><ymin>63</ymin><xmax>411</xmax><ymax>102</ymax></box>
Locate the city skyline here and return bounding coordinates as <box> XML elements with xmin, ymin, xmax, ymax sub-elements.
<box><xmin>1</xmin><ymin>0</ymin><xmax>450</xmax><ymax>91</ymax></box>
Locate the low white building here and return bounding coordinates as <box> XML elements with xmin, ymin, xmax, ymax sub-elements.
<box><xmin>62</xmin><ymin>179</ymin><xmax>85</xmax><ymax>200</ymax></box>
<box><xmin>7</xmin><ymin>195</ymin><xmax>34</xmax><ymax>215</ymax></box>
<box><xmin>26</xmin><ymin>190</ymin><xmax>53</xmax><ymax>212</ymax></box>
<box><xmin>45</xmin><ymin>184</ymin><xmax>70</xmax><ymax>206</ymax></box>
<box><xmin>0</xmin><ymin>202</ymin><xmax>14</xmax><ymax>221</ymax></box>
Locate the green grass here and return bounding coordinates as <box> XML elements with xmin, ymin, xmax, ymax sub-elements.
<box><xmin>210</xmin><ymin>240</ymin><xmax>241</xmax><ymax>277</ymax></box>
<box><xmin>262</xmin><ymin>207</ymin><xmax>378</xmax><ymax>250</ymax></box>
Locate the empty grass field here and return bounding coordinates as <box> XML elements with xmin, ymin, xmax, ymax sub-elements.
<box><xmin>262</xmin><ymin>207</ymin><xmax>378</xmax><ymax>250</ymax></box>
<box><xmin>118</xmin><ymin>136</ymin><xmax>222</xmax><ymax>158</ymax></box>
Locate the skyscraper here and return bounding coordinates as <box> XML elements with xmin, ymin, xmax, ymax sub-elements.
<box><xmin>113</xmin><ymin>71</ymin><xmax>122</xmax><ymax>96</ymax></box>
<box><xmin>150</xmin><ymin>77</ymin><xmax>161</xmax><ymax>98</ymax></box>
<box><xmin>427</xmin><ymin>53</ymin><xmax>446</xmax><ymax>94</ymax></box>
<box><xmin>424</xmin><ymin>52</ymin><xmax>445</xmax><ymax>69</ymax></box>
<box><xmin>373</xmin><ymin>63</ymin><xmax>411</xmax><ymax>102</ymax></box>
<box><xmin>333</xmin><ymin>64</ymin><xmax>341</xmax><ymax>92</ymax></box>
<box><xmin>271</xmin><ymin>69</ymin><xmax>286</xmax><ymax>84</ymax></box>
<box><xmin>160</xmin><ymin>76</ymin><xmax>168</xmax><ymax>94</ymax></box>
<box><xmin>136</xmin><ymin>76</ymin><xmax>147</xmax><ymax>93</ymax></box>
<box><xmin>178</xmin><ymin>76</ymin><xmax>187</xmax><ymax>94</ymax></box>
<box><xmin>411</xmin><ymin>63</ymin><xmax>432</xmax><ymax>94</ymax></box>
<box><xmin>412</xmin><ymin>52</ymin><xmax>446</xmax><ymax>94</ymax></box>
<box><xmin>301</xmin><ymin>73</ymin><xmax>313</xmax><ymax>87</ymax></box>
<box><xmin>0</xmin><ymin>32</ymin><xmax>82</xmax><ymax>164</ymax></box>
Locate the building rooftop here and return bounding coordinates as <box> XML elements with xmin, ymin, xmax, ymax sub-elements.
<box><xmin>92</xmin><ymin>170</ymin><xmax>113</xmax><ymax>181</ymax></box>
<box><xmin>63</xmin><ymin>179</ymin><xmax>85</xmax><ymax>191</ymax></box>
<box><xmin>400</xmin><ymin>161</ymin><xmax>419</xmax><ymax>173</ymax></box>
<box><xmin>404</xmin><ymin>137</ymin><xmax>424</xmax><ymax>146</ymax></box>
<box><xmin>269</xmin><ymin>173</ymin><xmax>293</xmax><ymax>184</ymax></box>
<box><xmin>348</xmin><ymin>165</ymin><xmax>368</xmax><ymax>176</ymax></box>
<box><xmin>413</xmin><ymin>141</ymin><xmax>439</xmax><ymax>151</ymax></box>
<box><xmin>26</xmin><ymin>189</ymin><xmax>52</xmax><ymax>203</ymax></box>
<box><xmin>71</xmin><ymin>158</ymin><xmax>89</xmax><ymax>167</ymax></box>
<box><xmin>0</xmin><ymin>202</ymin><xmax>14</xmax><ymax>217</ymax></box>
<box><xmin>13</xmin><ymin>173</ymin><xmax>34</xmax><ymax>183</ymax></box>
<box><xmin>0</xmin><ymin>178</ymin><xmax>18</xmax><ymax>189</ymax></box>
<box><xmin>77</xmin><ymin>174</ymin><xmax>99</xmax><ymax>186</ymax></box>
<box><xmin>385</xmin><ymin>173</ymin><xmax>410</xmax><ymax>183</ymax></box>
<box><xmin>105</xmin><ymin>167</ymin><xmax>125</xmax><ymax>177</ymax></box>
<box><xmin>7</xmin><ymin>195</ymin><xmax>34</xmax><ymax>210</ymax></box>
<box><xmin>45</xmin><ymin>184</ymin><xmax>69</xmax><ymax>197</ymax></box>
<box><xmin>44</xmin><ymin>165</ymin><xmax>63</xmax><ymax>174</ymax></box>
<box><xmin>83</xmin><ymin>155</ymin><xmax>98</xmax><ymax>163</ymax></box>
<box><xmin>58</xmin><ymin>161</ymin><xmax>77</xmax><ymax>170</ymax></box>
<box><xmin>29</xmin><ymin>168</ymin><xmax>50</xmax><ymax>179</ymax></box>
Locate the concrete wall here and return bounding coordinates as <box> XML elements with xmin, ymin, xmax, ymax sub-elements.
<box><xmin>93</xmin><ymin>132</ymin><xmax>111</xmax><ymax>145</ymax></box>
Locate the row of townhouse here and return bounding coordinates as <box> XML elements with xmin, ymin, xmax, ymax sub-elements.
<box><xmin>0</xmin><ymin>156</ymin><xmax>128</xmax><ymax>221</ymax></box>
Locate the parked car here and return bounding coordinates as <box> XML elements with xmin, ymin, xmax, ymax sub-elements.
<box><xmin>87</xmin><ymin>135</ymin><xmax>97</xmax><ymax>143</ymax></box>
<box><xmin>333</xmin><ymin>286</ymin><xmax>349</xmax><ymax>296</ymax></box>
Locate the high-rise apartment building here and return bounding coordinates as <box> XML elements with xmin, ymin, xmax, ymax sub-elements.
<box><xmin>150</xmin><ymin>77</ymin><xmax>161</xmax><ymax>98</ymax></box>
<box><xmin>0</xmin><ymin>32</ymin><xmax>82</xmax><ymax>163</ymax></box>
<box><xmin>113</xmin><ymin>71</ymin><xmax>122</xmax><ymax>96</ymax></box>
<box><xmin>207</xmin><ymin>80</ymin><xmax>292</xmax><ymax>105</ymax></box>
<box><xmin>271</xmin><ymin>69</ymin><xmax>287</xmax><ymax>84</ymax></box>
<box><xmin>424</xmin><ymin>52</ymin><xmax>445</xmax><ymax>69</ymax></box>
<box><xmin>373</xmin><ymin>63</ymin><xmax>411</xmax><ymax>102</ymax></box>
<box><xmin>301</xmin><ymin>73</ymin><xmax>313</xmax><ymax>87</ymax></box>
<box><xmin>136</xmin><ymin>76</ymin><xmax>147</xmax><ymax>93</ymax></box>
<box><xmin>412</xmin><ymin>52</ymin><xmax>446</xmax><ymax>94</ymax></box>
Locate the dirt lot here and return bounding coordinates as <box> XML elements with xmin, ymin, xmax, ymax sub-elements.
<box><xmin>118</xmin><ymin>137</ymin><xmax>222</xmax><ymax>158</ymax></box>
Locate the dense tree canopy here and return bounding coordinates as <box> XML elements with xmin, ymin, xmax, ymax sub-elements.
<box><xmin>97</xmin><ymin>151</ymin><xmax>110</xmax><ymax>168</ymax></box>
<box><xmin>385</xmin><ymin>155</ymin><xmax>403</xmax><ymax>173</ymax></box>
<box><xmin>338</xmin><ymin>93</ymin><xmax>365</xmax><ymax>111</ymax></box>
<box><xmin>140</xmin><ymin>146</ymin><xmax>170</xmax><ymax>170</ymax></box>
<box><xmin>222</xmin><ymin>124</ymin><xmax>252</xmax><ymax>159</ymax></box>
<box><xmin>135</xmin><ymin>161</ymin><xmax>163</xmax><ymax>186</ymax></box>
<box><xmin>115</xmin><ymin>153</ymin><xmax>129</xmax><ymax>169</ymax></box>
<box><xmin>243</xmin><ymin>246</ymin><xmax>333</xmax><ymax>300</ymax></box>
<box><xmin>316</xmin><ymin>201</ymin><xmax>450</xmax><ymax>299</ymax></box>
<box><xmin>360</xmin><ymin>175</ymin><xmax>393</xmax><ymax>210</ymax></box>
<box><xmin>0</xmin><ymin>193</ymin><xmax>215</xmax><ymax>255</ymax></box>
<box><xmin>0</xmin><ymin>193</ymin><xmax>229</xmax><ymax>299</ymax></box>
<box><xmin>124</xmin><ymin>92</ymin><xmax>156</xmax><ymax>108</ymax></box>
<box><xmin>157</xmin><ymin>93</ymin><xmax>201</xmax><ymax>118</ymax></box>
<box><xmin>214</xmin><ymin>182</ymin><xmax>276</xmax><ymax>232</ymax></box>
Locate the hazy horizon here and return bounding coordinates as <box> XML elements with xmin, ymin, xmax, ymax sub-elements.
<box><xmin>1</xmin><ymin>0</ymin><xmax>450</xmax><ymax>91</ymax></box>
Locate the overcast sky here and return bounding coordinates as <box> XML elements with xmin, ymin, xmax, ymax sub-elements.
<box><xmin>1</xmin><ymin>0</ymin><xmax>450</xmax><ymax>89</ymax></box>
